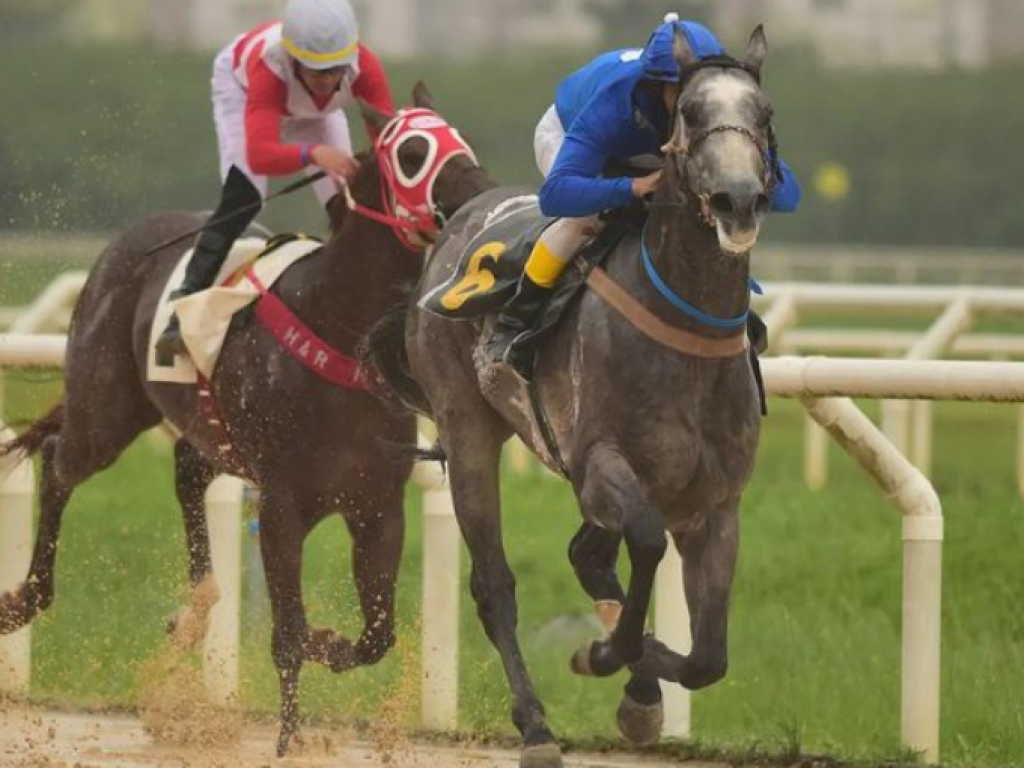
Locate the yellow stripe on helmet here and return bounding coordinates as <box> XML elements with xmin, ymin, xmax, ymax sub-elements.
<box><xmin>282</xmin><ymin>35</ymin><xmax>358</xmax><ymax>66</ymax></box>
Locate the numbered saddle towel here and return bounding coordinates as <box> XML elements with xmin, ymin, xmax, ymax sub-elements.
<box><xmin>421</xmin><ymin>196</ymin><xmax>554</xmax><ymax>318</ymax></box>
<box><xmin>147</xmin><ymin>235</ymin><xmax>323</xmax><ymax>384</ymax></box>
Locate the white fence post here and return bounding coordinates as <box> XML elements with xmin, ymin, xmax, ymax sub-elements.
<box><xmin>804</xmin><ymin>411</ymin><xmax>829</xmax><ymax>490</ymax></box>
<box><xmin>414</xmin><ymin>445</ymin><xmax>460</xmax><ymax>730</ymax></box>
<box><xmin>902</xmin><ymin>516</ymin><xmax>943</xmax><ymax>764</ymax></box>
<box><xmin>0</xmin><ymin>428</ymin><xmax>34</xmax><ymax>697</ymax></box>
<box><xmin>801</xmin><ymin>396</ymin><xmax>942</xmax><ymax>764</ymax></box>
<box><xmin>202</xmin><ymin>474</ymin><xmax>245</xmax><ymax>706</ymax></box>
<box><xmin>505</xmin><ymin>437</ymin><xmax>531</xmax><ymax>476</ymax></box>
<box><xmin>904</xmin><ymin>296</ymin><xmax>973</xmax><ymax>476</ymax></box>
<box><xmin>654</xmin><ymin>543</ymin><xmax>691</xmax><ymax>738</ymax></box>
<box><xmin>1018</xmin><ymin>405</ymin><xmax>1024</xmax><ymax>499</ymax></box>
<box><xmin>911</xmin><ymin>401</ymin><xmax>934</xmax><ymax>476</ymax></box>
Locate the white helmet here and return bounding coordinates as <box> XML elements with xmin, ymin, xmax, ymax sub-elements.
<box><xmin>282</xmin><ymin>0</ymin><xmax>359</xmax><ymax>70</ymax></box>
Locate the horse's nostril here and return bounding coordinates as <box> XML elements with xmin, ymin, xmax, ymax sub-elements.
<box><xmin>709</xmin><ymin>193</ymin><xmax>734</xmax><ymax>217</ymax></box>
<box><xmin>755</xmin><ymin>194</ymin><xmax>770</xmax><ymax>215</ymax></box>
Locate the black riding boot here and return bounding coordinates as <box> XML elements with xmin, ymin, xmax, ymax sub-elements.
<box><xmin>155</xmin><ymin>167</ymin><xmax>262</xmax><ymax>366</ymax></box>
<box><xmin>484</xmin><ymin>273</ymin><xmax>555</xmax><ymax>379</ymax></box>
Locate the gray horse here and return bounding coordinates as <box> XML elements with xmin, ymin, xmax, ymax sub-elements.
<box><xmin>370</xmin><ymin>29</ymin><xmax>776</xmax><ymax>768</ymax></box>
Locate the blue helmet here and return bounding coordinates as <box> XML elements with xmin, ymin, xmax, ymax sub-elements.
<box><xmin>640</xmin><ymin>15</ymin><xmax>725</xmax><ymax>82</ymax></box>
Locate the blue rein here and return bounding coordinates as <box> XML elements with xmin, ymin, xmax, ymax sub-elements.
<box><xmin>640</xmin><ymin>223</ymin><xmax>762</xmax><ymax>331</ymax></box>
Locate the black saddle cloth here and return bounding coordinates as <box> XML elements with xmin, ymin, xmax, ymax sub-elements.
<box><xmin>421</xmin><ymin>199</ymin><xmax>553</xmax><ymax>318</ymax></box>
<box><xmin>420</xmin><ymin>198</ymin><xmax>640</xmax><ymax>323</ymax></box>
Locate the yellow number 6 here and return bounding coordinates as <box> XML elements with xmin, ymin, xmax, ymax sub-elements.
<box><xmin>441</xmin><ymin>242</ymin><xmax>506</xmax><ymax>311</ymax></box>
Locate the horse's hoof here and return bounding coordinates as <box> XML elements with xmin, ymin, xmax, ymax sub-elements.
<box><xmin>276</xmin><ymin>726</ymin><xmax>298</xmax><ymax>758</ymax></box>
<box><xmin>166</xmin><ymin>607</ymin><xmax>203</xmax><ymax>650</ymax></box>
<box><xmin>571</xmin><ymin>640</ymin><xmax>624</xmax><ymax>677</ymax></box>
<box><xmin>616</xmin><ymin>692</ymin><xmax>664</xmax><ymax>745</ymax></box>
<box><xmin>570</xmin><ymin>642</ymin><xmax>595</xmax><ymax>677</ymax></box>
<box><xmin>0</xmin><ymin>583</ymin><xmax>47</xmax><ymax>635</ymax></box>
<box><xmin>520</xmin><ymin>742</ymin><xmax>563</xmax><ymax>768</ymax></box>
<box><xmin>307</xmin><ymin>628</ymin><xmax>358</xmax><ymax>673</ymax></box>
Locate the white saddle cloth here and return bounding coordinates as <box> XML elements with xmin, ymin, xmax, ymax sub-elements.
<box><xmin>146</xmin><ymin>237</ymin><xmax>322</xmax><ymax>384</ymax></box>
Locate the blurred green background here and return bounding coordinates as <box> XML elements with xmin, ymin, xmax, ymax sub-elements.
<box><xmin>2</xmin><ymin>1</ymin><xmax>1023</xmax><ymax>766</ymax></box>
<box><xmin>1</xmin><ymin>0</ymin><xmax>1022</xmax><ymax>246</ymax></box>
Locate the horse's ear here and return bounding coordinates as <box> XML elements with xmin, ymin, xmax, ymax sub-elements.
<box><xmin>412</xmin><ymin>81</ymin><xmax>436</xmax><ymax>111</ymax></box>
<box><xmin>358</xmin><ymin>98</ymin><xmax>392</xmax><ymax>136</ymax></box>
<box><xmin>744</xmin><ymin>25</ymin><xmax>768</xmax><ymax>80</ymax></box>
<box><xmin>672</xmin><ymin>24</ymin><xmax>696</xmax><ymax>73</ymax></box>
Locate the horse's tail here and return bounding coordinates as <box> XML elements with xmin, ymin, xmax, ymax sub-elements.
<box><xmin>364</xmin><ymin>303</ymin><xmax>433</xmax><ymax>418</ymax></box>
<box><xmin>1</xmin><ymin>403</ymin><xmax>64</xmax><ymax>459</ymax></box>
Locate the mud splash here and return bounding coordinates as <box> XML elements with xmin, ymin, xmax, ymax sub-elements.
<box><xmin>137</xmin><ymin>647</ymin><xmax>242</xmax><ymax>750</ymax></box>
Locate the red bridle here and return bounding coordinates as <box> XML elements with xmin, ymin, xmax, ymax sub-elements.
<box><xmin>344</xmin><ymin>108</ymin><xmax>477</xmax><ymax>252</ymax></box>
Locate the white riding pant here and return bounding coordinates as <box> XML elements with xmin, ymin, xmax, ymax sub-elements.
<box><xmin>531</xmin><ymin>104</ymin><xmax>604</xmax><ymax>272</ymax></box>
<box><xmin>211</xmin><ymin>46</ymin><xmax>352</xmax><ymax>207</ymax></box>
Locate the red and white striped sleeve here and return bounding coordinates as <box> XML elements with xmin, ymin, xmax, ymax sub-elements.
<box><xmin>351</xmin><ymin>45</ymin><xmax>395</xmax><ymax>140</ymax></box>
<box><xmin>244</xmin><ymin>53</ymin><xmax>306</xmax><ymax>176</ymax></box>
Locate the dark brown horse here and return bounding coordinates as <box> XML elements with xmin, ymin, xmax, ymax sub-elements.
<box><xmin>0</xmin><ymin>85</ymin><xmax>494</xmax><ymax>754</ymax></box>
<box><xmin>369</xmin><ymin>31</ymin><xmax>776</xmax><ymax>768</ymax></box>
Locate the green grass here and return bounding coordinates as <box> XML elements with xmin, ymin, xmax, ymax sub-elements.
<box><xmin>3</xmin><ymin>368</ymin><xmax>1023</xmax><ymax>766</ymax></box>
<box><xmin>2</xmin><ymin>244</ymin><xmax>1023</xmax><ymax>765</ymax></box>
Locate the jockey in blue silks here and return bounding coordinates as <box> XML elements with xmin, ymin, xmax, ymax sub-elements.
<box><xmin>486</xmin><ymin>15</ymin><xmax>801</xmax><ymax>366</ymax></box>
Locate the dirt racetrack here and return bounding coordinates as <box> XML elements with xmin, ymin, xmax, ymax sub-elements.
<box><xmin>0</xmin><ymin>707</ymin><xmax>719</xmax><ymax>768</ymax></box>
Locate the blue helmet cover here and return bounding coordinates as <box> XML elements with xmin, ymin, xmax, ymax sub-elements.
<box><xmin>640</xmin><ymin>20</ymin><xmax>725</xmax><ymax>82</ymax></box>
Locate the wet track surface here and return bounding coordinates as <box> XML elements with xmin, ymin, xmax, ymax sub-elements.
<box><xmin>0</xmin><ymin>707</ymin><xmax>718</xmax><ymax>768</ymax></box>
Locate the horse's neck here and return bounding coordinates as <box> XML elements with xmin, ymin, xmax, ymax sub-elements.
<box><xmin>299</xmin><ymin>163</ymin><xmax>421</xmax><ymax>334</ymax></box>
<box><xmin>637</xmin><ymin>189</ymin><xmax>751</xmax><ymax>328</ymax></box>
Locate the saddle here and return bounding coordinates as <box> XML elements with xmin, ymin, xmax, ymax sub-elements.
<box><xmin>147</xmin><ymin>234</ymin><xmax>323</xmax><ymax>385</ymax></box>
<box><xmin>421</xmin><ymin>198</ymin><xmax>639</xmax><ymax>328</ymax></box>
<box><xmin>421</xmin><ymin>198</ymin><xmax>554</xmax><ymax>318</ymax></box>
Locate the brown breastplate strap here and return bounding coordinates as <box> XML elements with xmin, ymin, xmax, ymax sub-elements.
<box><xmin>586</xmin><ymin>266</ymin><xmax>748</xmax><ymax>358</ymax></box>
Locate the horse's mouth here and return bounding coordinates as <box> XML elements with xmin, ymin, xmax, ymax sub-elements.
<box><xmin>715</xmin><ymin>219</ymin><xmax>760</xmax><ymax>254</ymax></box>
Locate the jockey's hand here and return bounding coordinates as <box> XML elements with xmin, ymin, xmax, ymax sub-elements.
<box><xmin>631</xmin><ymin>170</ymin><xmax>663</xmax><ymax>199</ymax></box>
<box><xmin>311</xmin><ymin>145</ymin><xmax>360</xmax><ymax>184</ymax></box>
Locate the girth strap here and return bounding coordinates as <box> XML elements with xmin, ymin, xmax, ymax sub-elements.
<box><xmin>196</xmin><ymin>373</ymin><xmax>256</xmax><ymax>482</ymax></box>
<box><xmin>586</xmin><ymin>267</ymin><xmax>748</xmax><ymax>358</ymax></box>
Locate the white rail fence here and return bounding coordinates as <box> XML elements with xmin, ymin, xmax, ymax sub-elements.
<box><xmin>7</xmin><ymin>277</ymin><xmax>1024</xmax><ymax>492</ymax></box>
<box><xmin>5</xmin><ymin>237</ymin><xmax>1024</xmax><ymax>294</ymax></box>
<box><xmin>4</xmin><ymin>335</ymin><xmax>1024</xmax><ymax>762</ymax></box>
<box><xmin>751</xmin><ymin>284</ymin><xmax>1024</xmax><ymax>492</ymax></box>
<box><xmin>753</xmin><ymin>245</ymin><xmax>1024</xmax><ymax>286</ymax></box>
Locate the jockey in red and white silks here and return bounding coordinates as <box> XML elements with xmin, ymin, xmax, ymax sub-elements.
<box><xmin>157</xmin><ymin>0</ymin><xmax>394</xmax><ymax>364</ymax></box>
<box><xmin>216</xmin><ymin>17</ymin><xmax>392</xmax><ymax>202</ymax></box>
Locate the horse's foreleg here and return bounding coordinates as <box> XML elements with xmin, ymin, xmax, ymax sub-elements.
<box><xmin>568</xmin><ymin>522</ymin><xmax>664</xmax><ymax>744</ymax></box>
<box><xmin>568</xmin><ymin>522</ymin><xmax>625</xmax><ymax>614</ymax></box>
<box><xmin>346</xmin><ymin>492</ymin><xmax>404</xmax><ymax>667</ymax></box>
<box><xmin>571</xmin><ymin>447</ymin><xmax>666</xmax><ymax>679</ymax></box>
<box><xmin>258</xmin><ymin>490</ymin><xmax>310</xmax><ymax>757</ymax></box>
<box><xmin>0</xmin><ymin>437</ymin><xmax>72</xmax><ymax>634</ymax></box>
<box><xmin>305</xmin><ymin>491</ymin><xmax>406</xmax><ymax>674</ymax></box>
<box><xmin>630</xmin><ymin>502</ymin><xmax>739</xmax><ymax>690</ymax></box>
<box><xmin>167</xmin><ymin>440</ymin><xmax>218</xmax><ymax>650</ymax></box>
<box><xmin>443</xmin><ymin>422</ymin><xmax>562</xmax><ymax>768</ymax></box>
<box><xmin>672</xmin><ymin>503</ymin><xmax>738</xmax><ymax>689</ymax></box>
